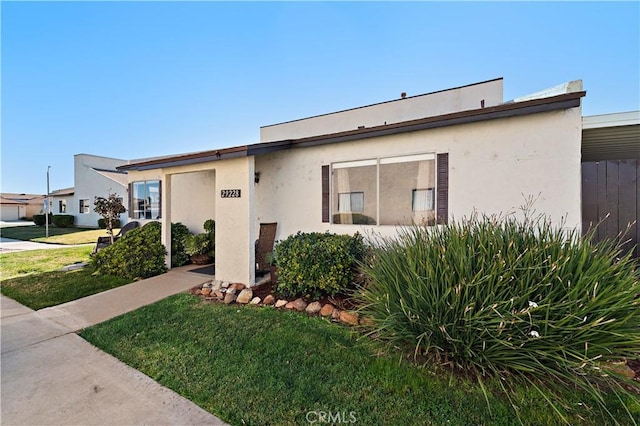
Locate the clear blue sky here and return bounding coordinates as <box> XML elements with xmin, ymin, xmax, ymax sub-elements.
<box><xmin>2</xmin><ymin>1</ymin><xmax>639</xmax><ymax>195</ymax></box>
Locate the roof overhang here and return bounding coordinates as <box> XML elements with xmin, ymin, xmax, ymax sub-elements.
<box><xmin>582</xmin><ymin>111</ymin><xmax>640</xmax><ymax>161</ymax></box>
<box><xmin>119</xmin><ymin>91</ymin><xmax>585</xmax><ymax>172</ymax></box>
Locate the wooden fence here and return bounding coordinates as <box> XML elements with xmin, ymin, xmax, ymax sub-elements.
<box><xmin>582</xmin><ymin>159</ymin><xmax>639</xmax><ymax>258</ymax></box>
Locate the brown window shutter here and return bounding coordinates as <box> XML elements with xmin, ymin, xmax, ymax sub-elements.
<box><xmin>158</xmin><ymin>180</ymin><xmax>162</xmax><ymax>219</ymax></box>
<box><xmin>322</xmin><ymin>165</ymin><xmax>330</xmax><ymax>223</ymax></box>
<box><xmin>128</xmin><ymin>183</ymin><xmax>133</xmax><ymax>218</ymax></box>
<box><xmin>436</xmin><ymin>153</ymin><xmax>449</xmax><ymax>224</ymax></box>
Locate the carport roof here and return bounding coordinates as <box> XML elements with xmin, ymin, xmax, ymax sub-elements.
<box><xmin>118</xmin><ymin>91</ymin><xmax>585</xmax><ymax>172</ymax></box>
<box><xmin>582</xmin><ymin>111</ymin><xmax>640</xmax><ymax>161</ymax></box>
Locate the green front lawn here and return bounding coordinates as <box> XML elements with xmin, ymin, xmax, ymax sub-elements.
<box><xmin>0</xmin><ymin>246</ymin><xmax>132</xmax><ymax>310</ymax></box>
<box><xmin>81</xmin><ymin>294</ymin><xmax>637</xmax><ymax>426</ymax></box>
<box><xmin>0</xmin><ymin>225</ymin><xmax>112</xmax><ymax>245</ymax></box>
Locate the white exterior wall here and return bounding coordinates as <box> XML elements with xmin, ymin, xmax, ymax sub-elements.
<box><xmin>255</xmin><ymin>107</ymin><xmax>582</xmax><ymax>242</ymax></box>
<box><xmin>73</xmin><ymin>154</ymin><xmax>128</xmax><ymax>227</ymax></box>
<box><xmin>127</xmin><ymin>157</ymin><xmax>255</xmax><ymax>285</ymax></box>
<box><xmin>260</xmin><ymin>79</ymin><xmax>503</xmax><ymax>142</ymax></box>
<box><xmin>51</xmin><ymin>195</ymin><xmax>74</xmax><ymax>215</ymax></box>
<box><xmin>171</xmin><ymin>171</ymin><xmax>216</xmax><ymax>233</ymax></box>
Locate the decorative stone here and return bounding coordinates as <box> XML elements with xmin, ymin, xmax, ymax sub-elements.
<box><xmin>202</xmin><ymin>282</ymin><xmax>212</xmax><ymax>289</ymax></box>
<box><xmin>263</xmin><ymin>295</ymin><xmax>275</xmax><ymax>305</ymax></box>
<box><xmin>223</xmin><ymin>291</ymin><xmax>237</xmax><ymax>305</ymax></box>
<box><xmin>249</xmin><ymin>297</ymin><xmax>261</xmax><ymax>305</ymax></box>
<box><xmin>211</xmin><ymin>281</ymin><xmax>222</xmax><ymax>292</ymax></box>
<box><xmin>213</xmin><ymin>291</ymin><xmax>224</xmax><ymax>299</ymax></box>
<box><xmin>221</xmin><ymin>281</ymin><xmax>230</xmax><ymax>288</ymax></box>
<box><xmin>231</xmin><ymin>283</ymin><xmax>246</xmax><ymax>291</ymax></box>
<box><xmin>286</xmin><ymin>298</ymin><xmax>307</xmax><ymax>312</ymax></box>
<box><xmin>194</xmin><ymin>289</ymin><xmax>202</xmax><ymax>296</ymax></box>
<box><xmin>339</xmin><ymin>311</ymin><xmax>359</xmax><ymax>326</ymax></box>
<box><xmin>236</xmin><ymin>289</ymin><xmax>253</xmax><ymax>304</ymax></box>
<box><xmin>331</xmin><ymin>308</ymin><xmax>342</xmax><ymax>320</ymax></box>
<box><xmin>305</xmin><ymin>301</ymin><xmax>322</xmax><ymax>315</ymax></box>
<box><xmin>320</xmin><ymin>304</ymin><xmax>335</xmax><ymax>317</ymax></box>
<box><xmin>274</xmin><ymin>299</ymin><xmax>288</xmax><ymax>308</ymax></box>
<box><xmin>201</xmin><ymin>288</ymin><xmax>212</xmax><ymax>296</ymax></box>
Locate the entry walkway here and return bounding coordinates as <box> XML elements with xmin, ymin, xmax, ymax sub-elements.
<box><xmin>1</xmin><ymin>266</ymin><xmax>226</xmax><ymax>425</ymax></box>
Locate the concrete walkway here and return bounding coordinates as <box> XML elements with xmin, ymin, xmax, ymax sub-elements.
<box><xmin>1</xmin><ymin>266</ymin><xmax>227</xmax><ymax>425</ymax></box>
<box><xmin>0</xmin><ymin>237</ymin><xmax>85</xmax><ymax>252</ymax></box>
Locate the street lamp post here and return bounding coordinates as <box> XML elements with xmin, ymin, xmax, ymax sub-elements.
<box><xmin>45</xmin><ymin>166</ymin><xmax>50</xmax><ymax>237</ymax></box>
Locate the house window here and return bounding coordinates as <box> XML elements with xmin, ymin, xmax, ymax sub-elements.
<box><xmin>59</xmin><ymin>200</ymin><xmax>67</xmax><ymax>213</ymax></box>
<box><xmin>338</xmin><ymin>192</ymin><xmax>364</xmax><ymax>213</ymax></box>
<box><xmin>331</xmin><ymin>154</ymin><xmax>436</xmax><ymax>226</ymax></box>
<box><xmin>332</xmin><ymin>160</ymin><xmax>377</xmax><ymax>224</ymax></box>
<box><xmin>131</xmin><ymin>180</ymin><xmax>161</xmax><ymax>219</ymax></box>
<box><xmin>412</xmin><ymin>189</ymin><xmax>435</xmax><ymax>211</ymax></box>
<box><xmin>79</xmin><ymin>199</ymin><xmax>90</xmax><ymax>214</ymax></box>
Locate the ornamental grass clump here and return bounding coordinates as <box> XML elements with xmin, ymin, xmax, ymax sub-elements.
<box><xmin>358</xmin><ymin>212</ymin><xmax>640</xmax><ymax>424</ymax></box>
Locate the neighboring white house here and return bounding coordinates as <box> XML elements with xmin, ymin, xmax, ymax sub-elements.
<box><xmin>47</xmin><ymin>154</ymin><xmax>129</xmax><ymax>228</ymax></box>
<box><xmin>49</xmin><ymin>187</ymin><xmax>74</xmax><ymax>217</ymax></box>
<box><xmin>119</xmin><ymin>78</ymin><xmax>586</xmax><ymax>286</ymax></box>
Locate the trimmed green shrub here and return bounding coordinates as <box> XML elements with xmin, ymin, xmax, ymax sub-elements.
<box><xmin>274</xmin><ymin>231</ymin><xmax>367</xmax><ymax>299</ymax></box>
<box><xmin>98</xmin><ymin>218</ymin><xmax>121</xmax><ymax>229</ymax></box>
<box><xmin>358</xmin><ymin>212</ymin><xmax>640</xmax><ymax>423</ymax></box>
<box><xmin>92</xmin><ymin>222</ymin><xmax>167</xmax><ymax>280</ymax></box>
<box><xmin>171</xmin><ymin>222</ymin><xmax>190</xmax><ymax>267</ymax></box>
<box><xmin>184</xmin><ymin>233</ymin><xmax>211</xmax><ymax>256</ymax></box>
<box><xmin>52</xmin><ymin>214</ymin><xmax>75</xmax><ymax>228</ymax></box>
<box><xmin>32</xmin><ymin>213</ymin><xmax>53</xmax><ymax>226</ymax></box>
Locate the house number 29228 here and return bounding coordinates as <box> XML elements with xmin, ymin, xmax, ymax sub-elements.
<box><xmin>221</xmin><ymin>189</ymin><xmax>241</xmax><ymax>198</ymax></box>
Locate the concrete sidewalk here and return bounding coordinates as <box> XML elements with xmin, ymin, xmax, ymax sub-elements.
<box><xmin>1</xmin><ymin>266</ymin><xmax>227</xmax><ymax>425</ymax></box>
<box><xmin>0</xmin><ymin>237</ymin><xmax>88</xmax><ymax>252</ymax></box>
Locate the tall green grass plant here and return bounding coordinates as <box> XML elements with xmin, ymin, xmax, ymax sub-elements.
<box><xmin>358</xmin><ymin>212</ymin><xmax>639</xmax><ymax>424</ymax></box>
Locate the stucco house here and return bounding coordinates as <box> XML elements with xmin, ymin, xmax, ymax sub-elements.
<box><xmin>119</xmin><ymin>78</ymin><xmax>587</xmax><ymax>286</ymax></box>
<box><xmin>47</xmin><ymin>154</ymin><xmax>129</xmax><ymax>228</ymax></box>
<box><xmin>49</xmin><ymin>187</ymin><xmax>74</xmax><ymax>217</ymax></box>
<box><xmin>0</xmin><ymin>193</ymin><xmax>44</xmax><ymax>221</ymax></box>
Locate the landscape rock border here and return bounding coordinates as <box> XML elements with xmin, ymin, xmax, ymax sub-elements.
<box><xmin>190</xmin><ymin>280</ymin><xmax>369</xmax><ymax>327</ymax></box>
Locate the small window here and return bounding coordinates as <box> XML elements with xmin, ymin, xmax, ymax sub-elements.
<box><xmin>59</xmin><ymin>200</ymin><xmax>67</xmax><ymax>213</ymax></box>
<box><xmin>338</xmin><ymin>192</ymin><xmax>364</xmax><ymax>213</ymax></box>
<box><xmin>412</xmin><ymin>188</ymin><xmax>434</xmax><ymax>211</ymax></box>
<box><xmin>132</xmin><ymin>180</ymin><xmax>161</xmax><ymax>219</ymax></box>
<box><xmin>79</xmin><ymin>199</ymin><xmax>90</xmax><ymax>214</ymax></box>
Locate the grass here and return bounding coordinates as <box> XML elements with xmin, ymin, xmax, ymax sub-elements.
<box><xmin>81</xmin><ymin>294</ymin><xmax>638</xmax><ymax>426</ymax></box>
<box><xmin>0</xmin><ymin>246</ymin><xmax>131</xmax><ymax>309</ymax></box>
<box><xmin>0</xmin><ymin>225</ymin><xmax>113</xmax><ymax>245</ymax></box>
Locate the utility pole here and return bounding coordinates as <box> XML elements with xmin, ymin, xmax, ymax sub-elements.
<box><xmin>45</xmin><ymin>166</ymin><xmax>50</xmax><ymax>237</ymax></box>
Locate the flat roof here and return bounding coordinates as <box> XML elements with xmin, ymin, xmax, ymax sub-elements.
<box><xmin>582</xmin><ymin>111</ymin><xmax>640</xmax><ymax>129</ymax></box>
<box><xmin>120</xmin><ymin>90</ymin><xmax>585</xmax><ymax>172</ymax></box>
<box><xmin>260</xmin><ymin>78</ymin><xmax>504</xmax><ymax>129</ymax></box>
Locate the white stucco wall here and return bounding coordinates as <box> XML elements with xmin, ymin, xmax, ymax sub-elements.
<box><xmin>73</xmin><ymin>154</ymin><xmax>128</xmax><ymax>228</ymax></box>
<box><xmin>171</xmin><ymin>171</ymin><xmax>216</xmax><ymax>232</ymax></box>
<box><xmin>127</xmin><ymin>157</ymin><xmax>255</xmax><ymax>285</ymax></box>
<box><xmin>255</xmin><ymin>107</ymin><xmax>582</xmax><ymax>242</ymax></box>
<box><xmin>260</xmin><ymin>79</ymin><xmax>503</xmax><ymax>142</ymax></box>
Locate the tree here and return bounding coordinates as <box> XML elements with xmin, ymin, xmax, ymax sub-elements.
<box><xmin>94</xmin><ymin>193</ymin><xmax>127</xmax><ymax>243</ymax></box>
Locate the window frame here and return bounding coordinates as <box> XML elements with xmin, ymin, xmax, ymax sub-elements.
<box><xmin>79</xmin><ymin>199</ymin><xmax>90</xmax><ymax>214</ymax></box>
<box><xmin>330</xmin><ymin>153</ymin><xmax>438</xmax><ymax>226</ymax></box>
<box><xmin>129</xmin><ymin>180</ymin><xmax>162</xmax><ymax>220</ymax></box>
<box><xmin>338</xmin><ymin>191</ymin><xmax>365</xmax><ymax>213</ymax></box>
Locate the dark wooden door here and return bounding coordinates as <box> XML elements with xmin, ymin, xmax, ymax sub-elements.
<box><xmin>582</xmin><ymin>159</ymin><xmax>639</xmax><ymax>258</ymax></box>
